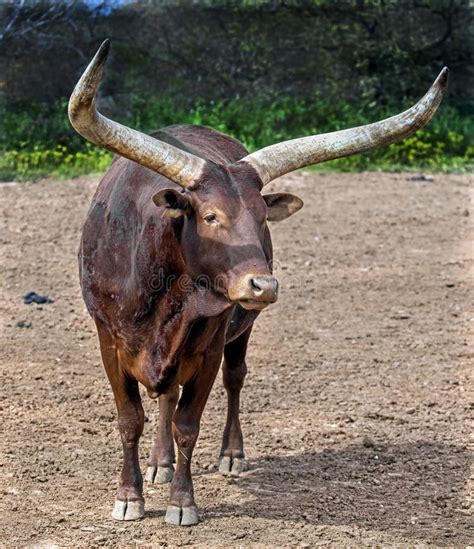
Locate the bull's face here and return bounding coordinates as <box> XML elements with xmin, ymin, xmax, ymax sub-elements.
<box><xmin>152</xmin><ymin>163</ymin><xmax>303</xmax><ymax>310</ymax></box>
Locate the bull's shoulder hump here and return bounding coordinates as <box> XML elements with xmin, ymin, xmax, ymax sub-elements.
<box><xmin>150</xmin><ymin>125</ymin><xmax>249</xmax><ymax>165</ymax></box>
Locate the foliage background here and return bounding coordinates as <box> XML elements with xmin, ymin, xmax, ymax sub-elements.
<box><xmin>0</xmin><ymin>0</ymin><xmax>473</xmax><ymax>180</ymax></box>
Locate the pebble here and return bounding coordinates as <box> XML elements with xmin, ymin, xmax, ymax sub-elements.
<box><xmin>362</xmin><ymin>436</ymin><xmax>376</xmax><ymax>448</ymax></box>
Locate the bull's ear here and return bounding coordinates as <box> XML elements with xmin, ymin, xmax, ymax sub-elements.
<box><xmin>263</xmin><ymin>192</ymin><xmax>304</xmax><ymax>222</ymax></box>
<box><xmin>152</xmin><ymin>189</ymin><xmax>191</xmax><ymax>218</ymax></box>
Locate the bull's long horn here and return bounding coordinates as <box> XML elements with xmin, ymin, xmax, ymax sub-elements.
<box><xmin>68</xmin><ymin>40</ymin><xmax>206</xmax><ymax>187</ymax></box>
<box><xmin>239</xmin><ymin>68</ymin><xmax>449</xmax><ymax>186</ymax></box>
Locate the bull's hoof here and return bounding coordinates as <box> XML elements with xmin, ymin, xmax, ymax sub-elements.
<box><xmin>218</xmin><ymin>456</ymin><xmax>247</xmax><ymax>476</ymax></box>
<box><xmin>111</xmin><ymin>499</ymin><xmax>144</xmax><ymax>521</ymax></box>
<box><xmin>165</xmin><ymin>504</ymin><xmax>199</xmax><ymax>526</ymax></box>
<box><xmin>145</xmin><ymin>465</ymin><xmax>174</xmax><ymax>484</ymax></box>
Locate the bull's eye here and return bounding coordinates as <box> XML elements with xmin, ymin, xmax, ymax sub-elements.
<box><xmin>203</xmin><ymin>213</ymin><xmax>218</xmax><ymax>224</ymax></box>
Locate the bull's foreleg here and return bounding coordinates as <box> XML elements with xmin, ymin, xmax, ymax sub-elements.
<box><xmin>145</xmin><ymin>387</ymin><xmax>179</xmax><ymax>484</ymax></box>
<box><xmin>218</xmin><ymin>327</ymin><xmax>251</xmax><ymax>475</ymax></box>
<box><xmin>165</xmin><ymin>346</ymin><xmax>223</xmax><ymax>526</ymax></box>
<box><xmin>97</xmin><ymin>324</ymin><xmax>145</xmax><ymax>521</ymax></box>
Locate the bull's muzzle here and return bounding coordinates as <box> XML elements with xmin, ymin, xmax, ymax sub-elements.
<box><xmin>229</xmin><ymin>273</ymin><xmax>279</xmax><ymax>310</ymax></box>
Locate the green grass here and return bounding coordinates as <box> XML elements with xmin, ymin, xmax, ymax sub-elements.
<box><xmin>1</xmin><ymin>97</ymin><xmax>472</xmax><ymax>181</ymax></box>
<box><xmin>0</xmin><ymin>145</ymin><xmax>113</xmax><ymax>181</ymax></box>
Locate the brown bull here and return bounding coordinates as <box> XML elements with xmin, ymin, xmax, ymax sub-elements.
<box><xmin>69</xmin><ymin>40</ymin><xmax>448</xmax><ymax>526</ymax></box>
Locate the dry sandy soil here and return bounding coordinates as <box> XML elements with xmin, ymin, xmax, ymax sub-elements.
<box><xmin>0</xmin><ymin>171</ymin><xmax>472</xmax><ymax>548</ymax></box>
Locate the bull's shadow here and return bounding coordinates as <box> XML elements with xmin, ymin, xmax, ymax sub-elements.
<box><xmin>205</xmin><ymin>441</ymin><xmax>472</xmax><ymax>545</ymax></box>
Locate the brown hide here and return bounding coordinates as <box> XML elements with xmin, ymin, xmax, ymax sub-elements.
<box><xmin>79</xmin><ymin>124</ymin><xmax>268</xmax><ymax>395</ymax></box>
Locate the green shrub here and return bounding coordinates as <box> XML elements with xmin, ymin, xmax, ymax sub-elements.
<box><xmin>0</xmin><ymin>144</ymin><xmax>112</xmax><ymax>181</ymax></box>
<box><xmin>1</xmin><ymin>97</ymin><xmax>472</xmax><ymax>181</ymax></box>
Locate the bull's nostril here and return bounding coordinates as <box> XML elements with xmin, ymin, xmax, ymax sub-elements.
<box><xmin>250</xmin><ymin>277</ymin><xmax>264</xmax><ymax>296</ymax></box>
<box><xmin>251</xmin><ymin>278</ymin><xmax>262</xmax><ymax>290</ymax></box>
<box><xmin>249</xmin><ymin>276</ymin><xmax>278</xmax><ymax>299</ymax></box>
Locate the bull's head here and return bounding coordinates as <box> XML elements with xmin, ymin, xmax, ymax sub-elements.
<box><xmin>149</xmin><ymin>158</ymin><xmax>302</xmax><ymax>310</ymax></box>
<box><xmin>69</xmin><ymin>40</ymin><xmax>448</xmax><ymax>311</ymax></box>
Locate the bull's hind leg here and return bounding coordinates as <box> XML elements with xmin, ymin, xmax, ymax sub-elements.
<box><xmin>97</xmin><ymin>323</ymin><xmax>145</xmax><ymax>521</ymax></box>
<box><xmin>145</xmin><ymin>387</ymin><xmax>179</xmax><ymax>484</ymax></box>
<box><xmin>219</xmin><ymin>327</ymin><xmax>251</xmax><ymax>476</ymax></box>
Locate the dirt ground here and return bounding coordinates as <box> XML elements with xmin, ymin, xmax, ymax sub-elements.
<box><xmin>0</xmin><ymin>171</ymin><xmax>472</xmax><ymax>548</ymax></box>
